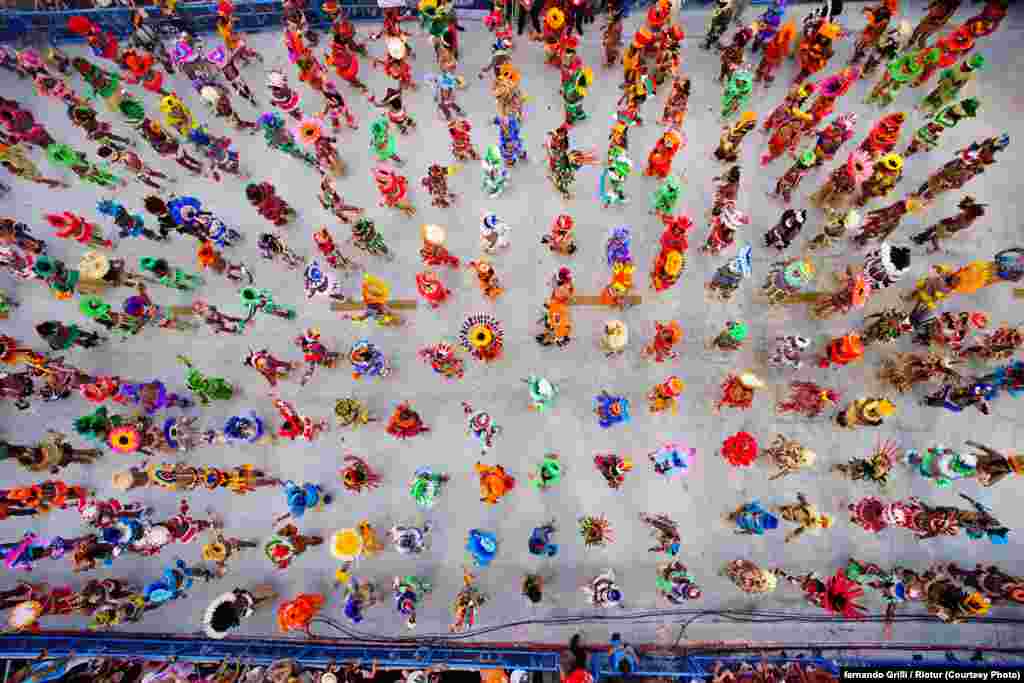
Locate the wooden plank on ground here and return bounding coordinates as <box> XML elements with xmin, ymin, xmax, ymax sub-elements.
<box><xmin>569</xmin><ymin>295</ymin><xmax>642</xmax><ymax>306</ymax></box>
<box><xmin>331</xmin><ymin>300</ymin><xmax>419</xmax><ymax>311</ymax></box>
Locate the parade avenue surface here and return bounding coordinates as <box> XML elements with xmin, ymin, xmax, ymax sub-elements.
<box><xmin>1</xmin><ymin>0</ymin><xmax>1024</xmax><ymax>646</ymax></box>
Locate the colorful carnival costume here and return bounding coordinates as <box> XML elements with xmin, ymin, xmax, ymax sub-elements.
<box><xmin>706</xmin><ymin>244</ymin><xmax>753</xmax><ymax>302</ymax></box>
<box><xmin>920</xmin><ymin>54</ymin><xmax>985</xmax><ymax>115</ymax></box>
<box><xmin>386</xmin><ymin>402</ymin><xmax>430</xmax><ymax>440</ymax></box>
<box><xmin>911</xmin><ymin>196</ymin><xmax>986</xmax><ymax>252</ymax></box>
<box><xmin>650</xmin><ymin>215</ymin><xmax>691</xmax><ymax>292</ymax></box>
<box><xmin>855</xmin><ymin>153</ymin><xmax>903</xmax><ymax>207</ymax></box>
<box><xmin>728</xmin><ymin>501</ymin><xmax>778</xmax><ymax>536</ymax></box>
<box><xmin>715</xmin><ymin>113</ymin><xmax>756</xmax><ymax>164</ymax></box>
<box><xmin>721</xmin><ymin>69</ymin><xmax>753</xmax><ymax>119</ymax></box>
<box><xmin>660</xmin><ymin>75</ymin><xmax>691</xmax><ymax>128</ymax></box>
<box><xmin>811</xmin><ymin>150</ymin><xmax>871</xmax><ymax>210</ymax></box>
<box><xmin>810</xmin><ymin>112</ymin><xmax>857</xmax><ymax>167</ymax></box>
<box><xmin>906</xmin><ymin>98</ymin><xmax>981</xmax><ymax>159</ymax></box>
<box><xmin>912</xmin><ymin>135</ymin><xmax>1010</xmax><ymax>203</ymax></box>
<box><xmin>482</xmin><ymin>145</ymin><xmax>508</xmax><ymax>197</ymax></box>
<box><xmin>771</xmin><ymin>150</ymin><xmax>816</xmax><ymax>203</ymax></box>
<box><xmin>374</xmin><ymin>164</ymin><xmax>415</xmax><ymax>217</ymax></box>
<box><xmin>776</xmin><ymin>380</ymin><xmax>840</xmax><ymax>418</ymax></box>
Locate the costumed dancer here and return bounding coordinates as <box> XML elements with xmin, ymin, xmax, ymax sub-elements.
<box><xmin>794</xmin><ymin>20</ymin><xmax>839</xmax><ymax>83</ymax></box>
<box><xmin>542</xmin><ymin>214</ymin><xmax>577</xmax><ymax>256</ymax></box>
<box><xmin>855</xmin><ymin>153</ymin><xmax>903</xmax><ymax>207</ymax></box>
<box><xmin>369</xmin><ymin>116</ymin><xmax>403</xmax><ymax>165</ymax></box>
<box><xmin>703</xmin><ymin>200</ymin><xmax>748</xmax><ymax>256</ymax></box>
<box><xmin>865</xmin><ymin>50</ymin><xmax>923</xmax><ymax>108</ymax></box>
<box><xmin>650</xmin><ymin>175</ymin><xmax>683</xmax><ymax>219</ymax></box>
<box><xmin>545</xmin><ymin>124</ymin><xmax>597</xmax><ymax>200</ymax></box>
<box><xmin>648</xmin><ymin>376</ymin><xmax>684</xmax><ymax>414</ymax></box>
<box><xmin>911</xmin><ymin>196</ymin><xmax>987</xmax><ymax>252</ymax></box>
<box><xmin>482</xmin><ymin>145</ymin><xmax>508</xmax><ymax>198</ymax></box>
<box><xmin>905</xmin><ymin>98</ymin><xmax>981</xmax><ymax>159</ymax></box>
<box><xmin>761</xmin><ymin>106</ymin><xmax>813</xmax><ymax>166</ymax></box>
<box><xmin>386</xmin><ymin>402</ymin><xmax>430</xmax><ymax>440</ymax></box>
<box><xmin>274</xmin><ymin>400</ymin><xmax>328</xmax><ymax>442</ymax></box>
<box><xmin>650</xmin><ymin>214</ymin><xmax>691</xmax><ymax>292</ymax></box>
<box><xmin>660</xmin><ymin>75</ymin><xmax>691</xmax><ymax>128</ymax></box>
<box><xmin>763</xmin><ymin>81</ymin><xmax>815</xmax><ymax>134</ymax></box>
<box><xmin>850</xmin><ymin>0</ymin><xmax>897</xmax><ymax>65</ymax></box>
<box><xmin>762</xmin><ymin>257</ymin><xmax>815</xmax><ymax>306</ymax></box>
<box><xmin>373</xmin><ymin>165</ymin><xmax>415</xmax><ymax>217</ymax></box>
<box><xmin>373</xmin><ymin>37</ymin><xmax>416</xmax><ymax>91</ymax></box>
<box><xmin>450</xmin><ymin>119</ymin><xmax>480</xmax><ymax>162</ymax></box>
<box><xmin>808</xmin><ymin>68</ymin><xmax>858</xmax><ymax>126</ymax></box>
<box><xmin>920</xmin><ymin>54</ymin><xmax>985</xmax><ymax>116</ymax></box>
<box><xmin>709</xmin><ymin>320</ymin><xmax>748</xmax><ymax>353</ymax></box>
<box><xmin>718</xmin><ymin>27</ymin><xmax>754</xmax><ymax>84</ymax></box>
<box><xmin>811</xmin><ymin>150</ymin><xmax>871</xmax><ymax>209</ymax></box>
<box><xmin>494</xmin><ymin>115</ymin><xmax>527</xmax><ymax>168</ymax></box>
<box><xmin>770</xmin><ymin>150</ymin><xmax>816</xmax><ymax>203</ymax></box>
<box><xmin>722</xmin><ymin>69</ymin><xmax>754</xmax><ymax>119</ymax></box>
<box><xmin>908</xmin><ymin>0</ymin><xmax>961</xmax><ymax>49</ymax></box>
<box><xmin>725</xmin><ymin>560</ymin><xmax>779</xmax><ymax>594</ymax></box>
<box><xmin>265</xmin><ymin>524</ymin><xmax>323</xmax><ymax>570</ymax></box>
<box><xmin>756</xmin><ymin>19</ymin><xmax>795</xmax><ymax>85</ymax></box>
<box><xmin>266</xmin><ymin>71</ymin><xmax>303</xmax><ymax>122</ymax></box>
<box><xmin>775</xmin><ymin>381</ymin><xmax>839</xmax><ymax>419</ymax></box>
<box><xmin>422</xmin><ymin>164</ymin><xmax>457</xmax><ymax>208</ymax></box>
<box><xmin>419</xmin><ymin>342</ymin><xmax>464</xmax><ymax>380</ymax></box>
<box><xmin>858</xmin><ymin>112</ymin><xmax>906</xmax><ymax>160</ymax></box>
<box><xmin>836</xmin><ymin>397</ymin><xmax>896</xmax><ymax>429</ymax></box>
<box><xmin>393</xmin><ymin>576</ymin><xmax>432</xmax><ymax>629</ymax></box>
<box><xmin>335</xmin><ymin>398</ymin><xmax>376</xmax><ymax>430</ymax></box>
<box><xmin>810</xmin><ymin>112</ymin><xmax>857</xmax><ymax>167</ymax></box>
<box><xmin>853</xmin><ymin>200</ymin><xmax>921</xmax><ymax>246</ymax></box>
<box><xmin>646</xmin><ymin>130</ymin><xmax>687</xmax><ymax>180</ymax></box>
<box><xmin>715</xmin><ymin>112</ymin><xmax>757</xmax><ymax>163</ymax></box>
<box><xmin>601</xmin><ymin>144</ymin><xmax>632</xmax><ymax>208</ymax></box>
<box><xmin>319</xmin><ymin>177</ymin><xmax>364</xmax><ymax>226</ymax></box>
<box><xmin>911</xmin><ymin>135</ymin><xmax>1010</xmax><ymax>203</ymax></box>
<box><xmin>706</xmin><ymin>244</ymin><xmax>753</xmax><ymax>302</ymax></box>
<box><xmin>713</xmin><ymin>371</ymin><xmax>765</xmax><ymax>413</ymax></box>
<box><xmin>703</xmin><ymin>0</ymin><xmax>737</xmax><ymax>50</ymax></box>
<box><xmin>728</xmin><ymin>501</ymin><xmax>778</xmax><ymax>535</ymax></box>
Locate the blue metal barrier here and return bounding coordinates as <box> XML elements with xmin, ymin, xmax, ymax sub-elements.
<box><xmin>0</xmin><ymin>633</ymin><xmax>562</xmax><ymax>671</ymax></box>
<box><xmin>1</xmin><ymin>634</ymin><xmax>1021</xmax><ymax>679</ymax></box>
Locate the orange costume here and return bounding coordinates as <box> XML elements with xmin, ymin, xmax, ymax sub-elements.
<box><xmin>796</xmin><ymin>21</ymin><xmax>839</xmax><ymax>83</ymax></box>
<box><xmin>475</xmin><ymin>463</ymin><xmax>515</xmax><ymax>504</ymax></box>
<box><xmin>644</xmin><ymin>129</ymin><xmax>683</xmax><ymax>178</ymax></box>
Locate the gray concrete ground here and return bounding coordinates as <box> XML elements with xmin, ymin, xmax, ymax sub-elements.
<box><xmin>2</xmin><ymin>0</ymin><xmax>1024</xmax><ymax>648</ymax></box>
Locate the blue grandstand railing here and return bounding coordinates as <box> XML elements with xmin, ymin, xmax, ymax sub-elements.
<box><xmin>0</xmin><ymin>634</ymin><xmax>1023</xmax><ymax>680</ymax></box>
<box><xmin>0</xmin><ymin>0</ymin><xmax>797</xmax><ymax>45</ymax></box>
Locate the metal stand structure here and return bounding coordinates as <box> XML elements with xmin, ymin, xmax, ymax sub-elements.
<box><xmin>0</xmin><ymin>634</ymin><xmax>1022</xmax><ymax>680</ymax></box>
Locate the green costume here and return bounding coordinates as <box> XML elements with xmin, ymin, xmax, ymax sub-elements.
<box><xmin>600</xmin><ymin>146</ymin><xmax>632</xmax><ymax>207</ymax></box>
<box><xmin>370</xmin><ymin>117</ymin><xmax>398</xmax><ymax>162</ymax></box>
<box><xmin>562</xmin><ymin>66</ymin><xmax>593</xmax><ymax>125</ymax></box>
<box><xmin>238</xmin><ymin>287</ymin><xmax>296</xmax><ymax>323</ymax></box>
<box><xmin>139</xmin><ymin>257</ymin><xmax>203</xmax><ymax>291</ymax></box>
<box><xmin>350</xmin><ymin>218</ymin><xmax>391</xmax><ymax>259</ymax></box>
<box><xmin>259</xmin><ymin>112</ymin><xmax>318</xmax><ymax>168</ymax></box>
<box><xmin>177</xmin><ymin>355</ymin><xmax>234</xmax><ymax>405</ymax></box>
<box><xmin>866</xmin><ymin>50</ymin><xmax>926</xmax><ymax>108</ymax></box>
<box><xmin>650</xmin><ymin>175</ymin><xmax>682</xmax><ymax>215</ymax></box>
<box><xmin>920</xmin><ymin>54</ymin><xmax>986</xmax><ymax>115</ymax></box>
<box><xmin>721</xmin><ymin>69</ymin><xmax>753</xmax><ymax>119</ymax></box>
<box><xmin>481</xmin><ymin>144</ymin><xmax>508</xmax><ymax>198</ymax></box>
<box><xmin>906</xmin><ymin>97</ymin><xmax>981</xmax><ymax>158</ymax></box>
<box><xmin>530</xmin><ymin>454</ymin><xmax>562</xmax><ymax>490</ymax></box>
